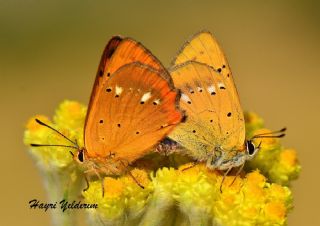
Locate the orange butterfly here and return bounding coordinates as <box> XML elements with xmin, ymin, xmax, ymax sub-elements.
<box><xmin>32</xmin><ymin>36</ymin><xmax>183</xmax><ymax>184</ymax></box>
<box><xmin>167</xmin><ymin>31</ymin><xmax>285</xmax><ymax>179</ymax></box>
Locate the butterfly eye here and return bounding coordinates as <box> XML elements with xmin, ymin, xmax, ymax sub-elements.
<box><xmin>78</xmin><ymin>149</ymin><xmax>84</xmax><ymax>163</ymax></box>
<box><xmin>246</xmin><ymin>140</ymin><xmax>256</xmax><ymax>156</ymax></box>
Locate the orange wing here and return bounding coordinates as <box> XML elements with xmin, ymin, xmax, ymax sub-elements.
<box><xmin>169</xmin><ymin>62</ymin><xmax>244</xmax><ymax>154</ymax></box>
<box><xmin>172</xmin><ymin>31</ymin><xmax>240</xmax><ymax>106</ymax></box>
<box><xmin>85</xmin><ymin>36</ymin><xmax>173</xmax><ymax>145</ymax></box>
<box><xmin>84</xmin><ymin>62</ymin><xmax>182</xmax><ymax>163</ymax></box>
<box><xmin>168</xmin><ymin>31</ymin><xmax>245</xmax><ymax>159</ymax></box>
<box><xmin>86</xmin><ymin>36</ymin><xmax>123</xmax><ymax>120</ymax></box>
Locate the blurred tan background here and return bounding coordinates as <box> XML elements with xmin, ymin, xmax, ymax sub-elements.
<box><xmin>1</xmin><ymin>0</ymin><xmax>319</xmax><ymax>225</ymax></box>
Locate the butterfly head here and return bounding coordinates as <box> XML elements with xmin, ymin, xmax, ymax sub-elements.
<box><xmin>245</xmin><ymin>127</ymin><xmax>287</xmax><ymax>160</ymax></box>
<box><xmin>206</xmin><ymin>146</ymin><xmax>251</xmax><ymax>171</ymax></box>
<box><xmin>30</xmin><ymin>118</ymin><xmax>89</xmax><ymax>164</ymax></box>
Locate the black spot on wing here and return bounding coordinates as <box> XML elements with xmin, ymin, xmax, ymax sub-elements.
<box><xmin>99</xmin><ymin>70</ymin><xmax>103</xmax><ymax>77</ymax></box>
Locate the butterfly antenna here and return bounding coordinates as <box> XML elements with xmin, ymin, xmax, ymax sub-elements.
<box><xmin>252</xmin><ymin>134</ymin><xmax>286</xmax><ymax>139</ymax></box>
<box><xmin>33</xmin><ymin>118</ymin><xmax>78</xmax><ymax>147</ymax></box>
<box><xmin>251</xmin><ymin>127</ymin><xmax>286</xmax><ymax>139</ymax></box>
<box><xmin>30</xmin><ymin>144</ymin><xmax>78</xmax><ymax>149</ymax></box>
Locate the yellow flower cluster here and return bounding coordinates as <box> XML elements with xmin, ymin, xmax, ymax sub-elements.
<box><xmin>24</xmin><ymin>100</ymin><xmax>86</xmax><ymax>167</ymax></box>
<box><xmin>24</xmin><ymin>101</ymin><xmax>300</xmax><ymax>226</ymax></box>
<box><xmin>83</xmin><ymin>165</ymin><xmax>292</xmax><ymax>226</ymax></box>
<box><xmin>244</xmin><ymin>112</ymin><xmax>301</xmax><ymax>186</ymax></box>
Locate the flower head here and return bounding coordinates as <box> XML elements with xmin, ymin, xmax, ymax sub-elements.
<box><xmin>24</xmin><ymin>102</ymin><xmax>300</xmax><ymax>226</ymax></box>
<box><xmin>24</xmin><ymin>100</ymin><xmax>86</xmax><ymax>168</ymax></box>
<box><xmin>244</xmin><ymin>112</ymin><xmax>301</xmax><ymax>186</ymax></box>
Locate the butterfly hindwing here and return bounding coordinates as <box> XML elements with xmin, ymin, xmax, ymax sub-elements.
<box><xmin>85</xmin><ymin>62</ymin><xmax>182</xmax><ymax>162</ymax></box>
<box><xmin>85</xmin><ymin>36</ymin><xmax>174</xmax><ymax>156</ymax></box>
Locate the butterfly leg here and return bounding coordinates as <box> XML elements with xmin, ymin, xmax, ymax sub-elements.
<box><xmin>220</xmin><ymin>167</ymin><xmax>233</xmax><ymax>193</ymax></box>
<box><xmin>84</xmin><ymin>167</ymin><xmax>104</xmax><ymax>196</ymax></box>
<box><xmin>83</xmin><ymin>174</ymin><xmax>90</xmax><ymax>192</ymax></box>
<box><xmin>101</xmin><ymin>180</ymin><xmax>105</xmax><ymax>197</ymax></box>
<box><xmin>181</xmin><ymin>161</ymin><xmax>198</xmax><ymax>171</ymax></box>
<box><xmin>229</xmin><ymin>163</ymin><xmax>244</xmax><ymax>187</ymax></box>
<box><xmin>128</xmin><ymin>170</ymin><xmax>145</xmax><ymax>189</ymax></box>
<box><xmin>119</xmin><ymin>160</ymin><xmax>145</xmax><ymax>189</ymax></box>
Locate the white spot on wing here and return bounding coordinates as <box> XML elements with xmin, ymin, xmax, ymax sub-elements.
<box><xmin>181</xmin><ymin>93</ymin><xmax>191</xmax><ymax>103</ymax></box>
<box><xmin>115</xmin><ymin>86</ymin><xmax>123</xmax><ymax>96</ymax></box>
<box><xmin>141</xmin><ymin>92</ymin><xmax>152</xmax><ymax>102</ymax></box>
<box><xmin>207</xmin><ymin>85</ymin><xmax>216</xmax><ymax>93</ymax></box>
<box><xmin>218</xmin><ymin>82</ymin><xmax>226</xmax><ymax>89</ymax></box>
<box><xmin>153</xmin><ymin>99</ymin><xmax>160</xmax><ymax>105</ymax></box>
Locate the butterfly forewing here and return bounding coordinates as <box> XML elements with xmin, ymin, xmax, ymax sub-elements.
<box><xmin>173</xmin><ymin>31</ymin><xmax>241</xmax><ymax>107</ymax></box>
<box><xmin>173</xmin><ymin>31</ymin><xmax>230</xmax><ymax>76</ymax></box>
<box><xmin>86</xmin><ymin>36</ymin><xmax>123</xmax><ymax>121</ymax></box>
<box><xmin>85</xmin><ymin>37</ymin><xmax>172</xmax><ymax>150</ymax></box>
<box><xmin>85</xmin><ymin>63</ymin><xmax>182</xmax><ymax>162</ymax></box>
<box><xmin>169</xmin><ymin>31</ymin><xmax>245</xmax><ymax>159</ymax></box>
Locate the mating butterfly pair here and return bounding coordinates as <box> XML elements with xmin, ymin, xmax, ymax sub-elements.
<box><xmin>32</xmin><ymin>31</ymin><xmax>285</xmax><ymax>186</ymax></box>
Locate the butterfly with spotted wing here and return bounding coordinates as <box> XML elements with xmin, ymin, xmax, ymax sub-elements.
<box><xmin>31</xmin><ymin>36</ymin><xmax>183</xmax><ymax>188</ymax></box>
<box><xmin>167</xmin><ymin>31</ymin><xmax>285</xmax><ymax>184</ymax></box>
